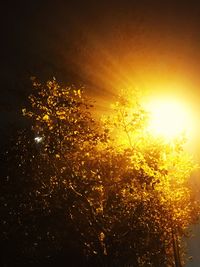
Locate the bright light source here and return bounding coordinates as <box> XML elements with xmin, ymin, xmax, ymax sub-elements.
<box><xmin>34</xmin><ymin>136</ymin><xmax>43</xmax><ymax>143</ymax></box>
<box><xmin>145</xmin><ymin>98</ymin><xmax>193</xmax><ymax>140</ymax></box>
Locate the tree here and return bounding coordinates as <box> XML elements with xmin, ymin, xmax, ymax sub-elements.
<box><xmin>100</xmin><ymin>95</ymin><xmax>199</xmax><ymax>266</ymax></box>
<box><xmin>1</xmin><ymin>78</ymin><xmax>199</xmax><ymax>266</ymax></box>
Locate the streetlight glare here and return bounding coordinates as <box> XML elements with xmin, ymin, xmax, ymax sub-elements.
<box><xmin>146</xmin><ymin>98</ymin><xmax>193</xmax><ymax>140</ymax></box>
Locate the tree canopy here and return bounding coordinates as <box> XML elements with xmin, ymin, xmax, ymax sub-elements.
<box><xmin>1</xmin><ymin>78</ymin><xmax>199</xmax><ymax>267</ymax></box>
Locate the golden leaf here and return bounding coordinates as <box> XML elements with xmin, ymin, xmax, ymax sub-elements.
<box><xmin>43</xmin><ymin>114</ymin><xmax>49</xmax><ymax>121</ymax></box>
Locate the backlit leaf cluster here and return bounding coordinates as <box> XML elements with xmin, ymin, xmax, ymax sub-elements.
<box><xmin>2</xmin><ymin>79</ymin><xmax>199</xmax><ymax>266</ymax></box>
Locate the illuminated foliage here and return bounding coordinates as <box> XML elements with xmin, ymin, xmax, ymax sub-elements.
<box><xmin>1</xmin><ymin>79</ymin><xmax>199</xmax><ymax>266</ymax></box>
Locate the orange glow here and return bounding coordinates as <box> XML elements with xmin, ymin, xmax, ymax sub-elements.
<box><xmin>144</xmin><ymin>96</ymin><xmax>195</xmax><ymax>141</ymax></box>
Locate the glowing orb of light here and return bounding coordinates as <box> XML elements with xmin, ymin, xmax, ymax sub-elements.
<box><xmin>34</xmin><ymin>136</ymin><xmax>43</xmax><ymax>143</ymax></box>
<box><xmin>145</xmin><ymin>98</ymin><xmax>193</xmax><ymax>140</ymax></box>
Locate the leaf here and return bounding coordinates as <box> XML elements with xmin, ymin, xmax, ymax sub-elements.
<box><xmin>43</xmin><ymin>114</ymin><xmax>49</xmax><ymax>121</ymax></box>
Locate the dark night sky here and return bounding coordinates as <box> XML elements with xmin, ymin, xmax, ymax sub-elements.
<box><xmin>1</xmin><ymin>1</ymin><xmax>200</xmax><ymax>133</ymax></box>
<box><xmin>1</xmin><ymin>1</ymin><xmax>200</xmax><ymax>265</ymax></box>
